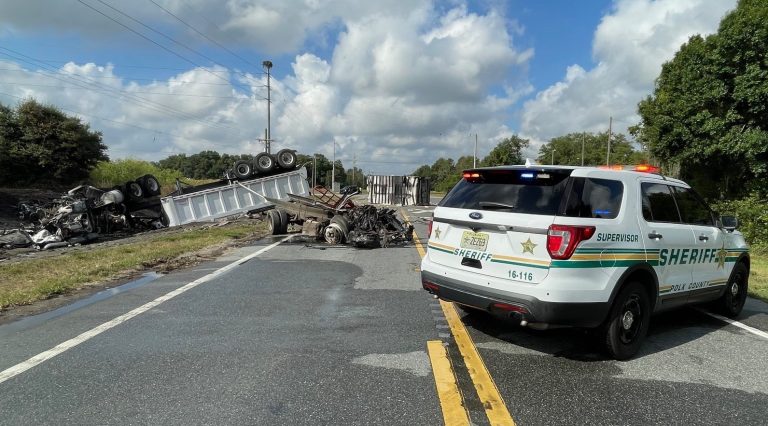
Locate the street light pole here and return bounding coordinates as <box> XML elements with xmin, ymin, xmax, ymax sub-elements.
<box><xmin>581</xmin><ymin>132</ymin><xmax>585</xmax><ymax>166</ymax></box>
<box><xmin>473</xmin><ymin>133</ymin><xmax>478</xmax><ymax>168</ymax></box>
<box><xmin>331</xmin><ymin>141</ymin><xmax>336</xmax><ymax>190</ymax></box>
<box><xmin>262</xmin><ymin>60</ymin><xmax>273</xmax><ymax>153</ymax></box>
<box><xmin>551</xmin><ymin>148</ymin><xmax>556</xmax><ymax>165</ymax></box>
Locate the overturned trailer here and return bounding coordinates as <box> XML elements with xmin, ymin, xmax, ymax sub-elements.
<box><xmin>157</xmin><ymin>166</ymin><xmax>412</xmax><ymax>248</ymax></box>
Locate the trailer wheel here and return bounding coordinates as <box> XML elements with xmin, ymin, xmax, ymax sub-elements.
<box><xmin>267</xmin><ymin>210</ymin><xmax>283</xmax><ymax>235</ymax></box>
<box><xmin>138</xmin><ymin>174</ymin><xmax>161</xmax><ymax>196</ymax></box>
<box><xmin>254</xmin><ymin>153</ymin><xmax>275</xmax><ymax>173</ymax></box>
<box><xmin>276</xmin><ymin>149</ymin><xmax>297</xmax><ymax>169</ymax></box>
<box><xmin>125</xmin><ymin>181</ymin><xmax>144</xmax><ymax>201</ymax></box>
<box><xmin>277</xmin><ymin>209</ymin><xmax>289</xmax><ymax>234</ymax></box>
<box><xmin>233</xmin><ymin>160</ymin><xmax>253</xmax><ymax>179</ymax></box>
<box><xmin>324</xmin><ymin>215</ymin><xmax>349</xmax><ymax>244</ymax></box>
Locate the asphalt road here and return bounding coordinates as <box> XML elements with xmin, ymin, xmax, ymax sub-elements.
<box><xmin>1</xmin><ymin>202</ymin><xmax>767</xmax><ymax>425</ymax></box>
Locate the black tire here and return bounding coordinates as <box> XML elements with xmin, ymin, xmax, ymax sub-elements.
<box><xmin>233</xmin><ymin>160</ymin><xmax>253</xmax><ymax>179</ymax></box>
<box><xmin>266</xmin><ymin>210</ymin><xmax>282</xmax><ymax>235</ymax></box>
<box><xmin>717</xmin><ymin>262</ymin><xmax>749</xmax><ymax>317</ymax></box>
<box><xmin>324</xmin><ymin>215</ymin><xmax>349</xmax><ymax>244</ymax></box>
<box><xmin>276</xmin><ymin>149</ymin><xmax>297</xmax><ymax>169</ymax></box>
<box><xmin>277</xmin><ymin>208</ymin><xmax>289</xmax><ymax>234</ymax></box>
<box><xmin>254</xmin><ymin>153</ymin><xmax>275</xmax><ymax>173</ymax></box>
<box><xmin>138</xmin><ymin>174</ymin><xmax>161</xmax><ymax>196</ymax></box>
<box><xmin>125</xmin><ymin>181</ymin><xmax>144</xmax><ymax>201</ymax></box>
<box><xmin>603</xmin><ymin>282</ymin><xmax>651</xmax><ymax>360</ymax></box>
<box><xmin>330</xmin><ymin>215</ymin><xmax>350</xmax><ymax>236</ymax></box>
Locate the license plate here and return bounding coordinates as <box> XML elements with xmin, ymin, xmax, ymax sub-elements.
<box><xmin>460</xmin><ymin>231</ymin><xmax>489</xmax><ymax>252</ymax></box>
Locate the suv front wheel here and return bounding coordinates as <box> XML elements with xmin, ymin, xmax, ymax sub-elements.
<box><xmin>717</xmin><ymin>262</ymin><xmax>748</xmax><ymax>317</ymax></box>
<box><xmin>603</xmin><ymin>282</ymin><xmax>651</xmax><ymax>360</ymax></box>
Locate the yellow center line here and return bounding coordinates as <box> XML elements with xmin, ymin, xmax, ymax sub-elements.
<box><xmin>427</xmin><ymin>341</ymin><xmax>471</xmax><ymax>426</ymax></box>
<box><xmin>402</xmin><ymin>209</ymin><xmax>516</xmax><ymax>426</ymax></box>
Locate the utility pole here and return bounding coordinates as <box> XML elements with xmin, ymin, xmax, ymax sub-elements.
<box><xmin>473</xmin><ymin>133</ymin><xmax>478</xmax><ymax>168</ymax></box>
<box><xmin>331</xmin><ymin>141</ymin><xmax>336</xmax><ymax>191</ymax></box>
<box><xmin>551</xmin><ymin>148</ymin><xmax>556</xmax><ymax>165</ymax></box>
<box><xmin>581</xmin><ymin>132</ymin><xmax>586</xmax><ymax>166</ymax></box>
<box><xmin>352</xmin><ymin>153</ymin><xmax>357</xmax><ymax>185</ymax></box>
<box><xmin>606</xmin><ymin>116</ymin><xmax>612</xmax><ymax>166</ymax></box>
<box><xmin>262</xmin><ymin>60</ymin><xmax>273</xmax><ymax>153</ymax></box>
<box><xmin>312</xmin><ymin>154</ymin><xmax>317</xmax><ymax>188</ymax></box>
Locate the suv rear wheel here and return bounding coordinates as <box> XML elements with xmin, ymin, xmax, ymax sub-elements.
<box><xmin>603</xmin><ymin>282</ymin><xmax>650</xmax><ymax>360</ymax></box>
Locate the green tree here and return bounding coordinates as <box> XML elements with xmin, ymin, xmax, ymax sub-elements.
<box><xmin>632</xmin><ymin>0</ymin><xmax>768</xmax><ymax>198</ymax></box>
<box><xmin>481</xmin><ymin>135</ymin><xmax>529</xmax><ymax>166</ymax></box>
<box><xmin>537</xmin><ymin>132</ymin><xmax>646</xmax><ymax>166</ymax></box>
<box><xmin>0</xmin><ymin>99</ymin><xmax>108</xmax><ymax>185</ymax></box>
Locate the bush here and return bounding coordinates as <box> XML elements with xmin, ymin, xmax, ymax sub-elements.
<box><xmin>89</xmin><ymin>159</ymin><xmax>183</xmax><ymax>192</ymax></box>
<box><xmin>713</xmin><ymin>194</ymin><xmax>768</xmax><ymax>252</ymax></box>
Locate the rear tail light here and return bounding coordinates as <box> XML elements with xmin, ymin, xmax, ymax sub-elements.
<box><xmin>427</xmin><ymin>216</ymin><xmax>434</xmax><ymax>238</ymax></box>
<box><xmin>547</xmin><ymin>225</ymin><xmax>596</xmax><ymax>259</ymax></box>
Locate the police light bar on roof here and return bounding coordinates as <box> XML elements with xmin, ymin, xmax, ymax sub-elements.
<box><xmin>598</xmin><ymin>164</ymin><xmax>660</xmax><ymax>173</ymax></box>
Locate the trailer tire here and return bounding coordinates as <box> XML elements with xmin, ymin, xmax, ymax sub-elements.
<box><xmin>233</xmin><ymin>160</ymin><xmax>253</xmax><ymax>179</ymax></box>
<box><xmin>254</xmin><ymin>153</ymin><xmax>275</xmax><ymax>173</ymax></box>
<box><xmin>330</xmin><ymin>215</ymin><xmax>350</xmax><ymax>236</ymax></box>
<box><xmin>267</xmin><ymin>210</ymin><xmax>283</xmax><ymax>235</ymax></box>
<box><xmin>138</xmin><ymin>174</ymin><xmax>161</xmax><ymax>196</ymax></box>
<box><xmin>125</xmin><ymin>181</ymin><xmax>144</xmax><ymax>201</ymax></box>
<box><xmin>276</xmin><ymin>149</ymin><xmax>297</xmax><ymax>169</ymax></box>
<box><xmin>277</xmin><ymin>209</ymin><xmax>289</xmax><ymax>234</ymax></box>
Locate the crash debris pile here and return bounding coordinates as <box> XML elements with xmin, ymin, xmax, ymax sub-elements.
<box><xmin>346</xmin><ymin>205</ymin><xmax>413</xmax><ymax>248</ymax></box>
<box><xmin>268</xmin><ymin>186</ymin><xmax>414</xmax><ymax>248</ymax></box>
<box><xmin>1</xmin><ymin>174</ymin><xmax>165</xmax><ymax>251</ymax></box>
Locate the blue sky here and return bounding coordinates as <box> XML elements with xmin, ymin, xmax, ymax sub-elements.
<box><xmin>0</xmin><ymin>0</ymin><xmax>735</xmax><ymax>174</ymax></box>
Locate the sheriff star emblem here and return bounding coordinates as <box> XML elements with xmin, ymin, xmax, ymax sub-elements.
<box><xmin>434</xmin><ymin>226</ymin><xmax>442</xmax><ymax>239</ymax></box>
<box><xmin>716</xmin><ymin>242</ymin><xmax>727</xmax><ymax>269</ymax></box>
<box><xmin>521</xmin><ymin>237</ymin><xmax>537</xmax><ymax>254</ymax></box>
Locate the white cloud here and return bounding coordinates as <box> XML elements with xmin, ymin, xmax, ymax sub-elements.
<box><xmin>519</xmin><ymin>0</ymin><xmax>737</xmax><ymax>155</ymax></box>
<box><xmin>0</xmin><ymin>1</ymin><xmax>531</xmax><ymax>174</ymax></box>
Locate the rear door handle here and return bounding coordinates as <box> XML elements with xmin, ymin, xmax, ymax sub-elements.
<box><xmin>698</xmin><ymin>234</ymin><xmax>709</xmax><ymax>241</ymax></box>
<box><xmin>648</xmin><ymin>231</ymin><xmax>663</xmax><ymax>240</ymax></box>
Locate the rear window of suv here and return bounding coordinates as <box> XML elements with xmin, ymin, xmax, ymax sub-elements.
<box><xmin>439</xmin><ymin>170</ymin><xmax>623</xmax><ymax>218</ymax></box>
<box><xmin>439</xmin><ymin>169</ymin><xmax>571</xmax><ymax>215</ymax></box>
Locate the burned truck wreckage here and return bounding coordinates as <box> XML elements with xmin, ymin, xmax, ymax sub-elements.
<box><xmin>2</xmin><ymin>175</ymin><xmax>165</xmax><ymax>250</ymax></box>
<box><xmin>266</xmin><ymin>186</ymin><xmax>414</xmax><ymax>248</ymax></box>
<box><xmin>2</xmin><ymin>168</ymin><xmax>414</xmax><ymax>252</ymax></box>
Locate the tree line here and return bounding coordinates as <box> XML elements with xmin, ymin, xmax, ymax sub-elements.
<box><xmin>413</xmin><ymin>132</ymin><xmax>647</xmax><ymax>192</ymax></box>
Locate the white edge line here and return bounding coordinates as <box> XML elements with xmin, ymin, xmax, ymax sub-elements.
<box><xmin>699</xmin><ymin>308</ymin><xmax>768</xmax><ymax>340</ymax></box>
<box><xmin>0</xmin><ymin>235</ymin><xmax>292</xmax><ymax>385</ymax></box>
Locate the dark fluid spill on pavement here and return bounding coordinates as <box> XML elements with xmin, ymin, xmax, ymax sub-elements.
<box><xmin>0</xmin><ymin>272</ymin><xmax>162</xmax><ymax>334</ymax></box>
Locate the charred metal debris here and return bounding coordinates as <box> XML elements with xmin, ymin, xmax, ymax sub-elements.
<box><xmin>1</xmin><ymin>175</ymin><xmax>165</xmax><ymax>251</ymax></box>
<box><xmin>265</xmin><ymin>186</ymin><xmax>414</xmax><ymax>248</ymax></box>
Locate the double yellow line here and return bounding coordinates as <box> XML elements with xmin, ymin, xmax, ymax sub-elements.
<box><xmin>402</xmin><ymin>211</ymin><xmax>515</xmax><ymax>426</ymax></box>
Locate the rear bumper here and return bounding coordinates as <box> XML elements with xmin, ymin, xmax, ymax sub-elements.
<box><xmin>421</xmin><ymin>270</ymin><xmax>610</xmax><ymax>328</ymax></box>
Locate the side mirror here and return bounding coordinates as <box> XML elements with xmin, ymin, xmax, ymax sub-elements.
<box><xmin>720</xmin><ymin>215</ymin><xmax>738</xmax><ymax>232</ymax></box>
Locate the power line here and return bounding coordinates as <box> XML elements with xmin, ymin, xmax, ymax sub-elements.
<box><xmin>0</xmin><ymin>47</ymin><xmax>245</xmax><ymax>134</ymax></box>
<box><xmin>0</xmin><ymin>81</ymin><xmax>267</xmax><ymax>100</ymax></box>
<box><xmin>0</xmin><ymin>68</ymin><xmax>264</xmax><ymax>86</ymax></box>
<box><xmin>77</xmin><ymin>0</ymin><xmax>243</xmax><ymax>91</ymax></box>
<box><xmin>146</xmin><ymin>0</ymin><xmax>262</xmax><ymax>71</ymax></box>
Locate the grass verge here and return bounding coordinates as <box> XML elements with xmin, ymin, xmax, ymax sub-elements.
<box><xmin>0</xmin><ymin>223</ymin><xmax>265</xmax><ymax>310</ymax></box>
<box><xmin>749</xmin><ymin>254</ymin><xmax>768</xmax><ymax>303</ymax></box>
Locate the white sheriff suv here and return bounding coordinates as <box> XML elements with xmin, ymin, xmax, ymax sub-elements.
<box><xmin>420</xmin><ymin>165</ymin><xmax>750</xmax><ymax>359</ymax></box>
